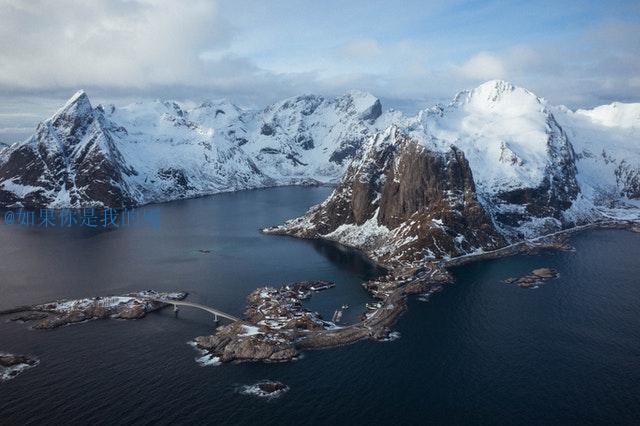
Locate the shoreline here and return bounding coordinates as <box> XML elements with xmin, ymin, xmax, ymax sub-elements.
<box><xmin>2</xmin><ymin>221</ymin><xmax>637</xmax><ymax>366</ymax></box>
<box><xmin>197</xmin><ymin>219</ymin><xmax>639</xmax><ymax>362</ymax></box>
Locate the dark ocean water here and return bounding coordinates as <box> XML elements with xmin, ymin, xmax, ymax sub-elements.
<box><xmin>0</xmin><ymin>187</ymin><xmax>639</xmax><ymax>425</ymax></box>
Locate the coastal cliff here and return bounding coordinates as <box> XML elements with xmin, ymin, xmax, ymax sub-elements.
<box><xmin>265</xmin><ymin>126</ymin><xmax>506</xmax><ymax>265</ymax></box>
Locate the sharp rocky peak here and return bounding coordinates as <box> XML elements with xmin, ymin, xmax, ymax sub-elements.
<box><xmin>52</xmin><ymin>90</ymin><xmax>94</xmax><ymax>122</ymax></box>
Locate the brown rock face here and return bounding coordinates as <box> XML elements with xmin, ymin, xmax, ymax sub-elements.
<box><xmin>115</xmin><ymin>303</ymin><xmax>147</xmax><ymax>319</ymax></box>
<box><xmin>269</xmin><ymin>127</ymin><xmax>506</xmax><ymax>264</ymax></box>
<box><xmin>194</xmin><ymin>323</ymin><xmax>298</xmax><ymax>363</ymax></box>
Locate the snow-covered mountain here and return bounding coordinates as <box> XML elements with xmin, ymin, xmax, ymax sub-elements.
<box><xmin>267</xmin><ymin>81</ymin><xmax>640</xmax><ymax>264</ymax></box>
<box><xmin>1</xmin><ymin>80</ymin><xmax>638</xmax><ymax>263</ymax></box>
<box><xmin>408</xmin><ymin>80</ymin><xmax>582</xmax><ymax>238</ymax></box>
<box><xmin>0</xmin><ymin>90</ymin><xmax>389</xmax><ymax>207</ymax></box>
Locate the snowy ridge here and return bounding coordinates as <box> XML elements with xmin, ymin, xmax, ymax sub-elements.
<box><xmin>0</xmin><ymin>90</ymin><xmax>389</xmax><ymax>207</ymax></box>
<box><xmin>397</xmin><ymin>80</ymin><xmax>639</xmax><ymax>238</ymax></box>
<box><xmin>575</xmin><ymin>102</ymin><xmax>640</xmax><ymax>129</ymax></box>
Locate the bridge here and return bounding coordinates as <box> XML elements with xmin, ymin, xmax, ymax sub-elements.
<box><xmin>151</xmin><ymin>299</ymin><xmax>240</xmax><ymax>324</ymax></box>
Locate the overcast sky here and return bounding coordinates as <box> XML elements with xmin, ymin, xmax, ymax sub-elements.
<box><xmin>1</xmin><ymin>0</ymin><xmax>639</xmax><ymax>143</ymax></box>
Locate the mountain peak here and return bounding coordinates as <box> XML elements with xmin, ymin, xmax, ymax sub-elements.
<box><xmin>450</xmin><ymin>80</ymin><xmax>543</xmax><ymax>113</ymax></box>
<box><xmin>476</xmin><ymin>79</ymin><xmax>516</xmax><ymax>92</ymax></box>
<box><xmin>334</xmin><ymin>91</ymin><xmax>382</xmax><ymax>122</ymax></box>
<box><xmin>472</xmin><ymin>80</ymin><xmax>540</xmax><ymax>103</ymax></box>
<box><xmin>53</xmin><ymin>90</ymin><xmax>93</xmax><ymax>121</ymax></box>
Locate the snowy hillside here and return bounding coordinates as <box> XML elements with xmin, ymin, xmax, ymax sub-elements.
<box><xmin>400</xmin><ymin>80</ymin><xmax>581</xmax><ymax>238</ymax></box>
<box><xmin>555</xmin><ymin>102</ymin><xmax>640</xmax><ymax>214</ymax></box>
<box><xmin>0</xmin><ymin>90</ymin><xmax>389</xmax><ymax>207</ymax></box>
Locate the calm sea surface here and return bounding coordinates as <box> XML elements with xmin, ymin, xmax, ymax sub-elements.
<box><xmin>0</xmin><ymin>187</ymin><xmax>639</xmax><ymax>425</ymax></box>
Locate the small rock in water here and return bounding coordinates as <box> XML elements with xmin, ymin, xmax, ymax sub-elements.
<box><xmin>504</xmin><ymin>267</ymin><xmax>559</xmax><ymax>288</ymax></box>
<box><xmin>238</xmin><ymin>380</ymin><xmax>289</xmax><ymax>399</ymax></box>
<box><xmin>0</xmin><ymin>353</ymin><xmax>39</xmax><ymax>381</ymax></box>
<box><xmin>380</xmin><ymin>331</ymin><xmax>401</xmax><ymax>342</ymax></box>
<box><xmin>531</xmin><ymin>268</ymin><xmax>558</xmax><ymax>279</ymax></box>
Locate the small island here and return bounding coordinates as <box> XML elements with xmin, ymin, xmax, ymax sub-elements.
<box><xmin>504</xmin><ymin>268</ymin><xmax>559</xmax><ymax>288</ymax></box>
<box><xmin>2</xmin><ymin>291</ymin><xmax>187</xmax><ymax>329</ymax></box>
<box><xmin>193</xmin><ymin>280</ymin><xmax>338</xmax><ymax>363</ymax></box>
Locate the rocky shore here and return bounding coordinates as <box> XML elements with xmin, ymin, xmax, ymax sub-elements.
<box><xmin>1</xmin><ymin>290</ymin><xmax>187</xmax><ymax>329</ymax></box>
<box><xmin>0</xmin><ymin>353</ymin><xmax>39</xmax><ymax>381</ymax></box>
<box><xmin>194</xmin><ymin>281</ymin><xmax>337</xmax><ymax>363</ymax></box>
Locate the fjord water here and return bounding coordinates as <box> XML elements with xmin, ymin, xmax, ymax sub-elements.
<box><xmin>1</xmin><ymin>187</ymin><xmax>639</xmax><ymax>425</ymax></box>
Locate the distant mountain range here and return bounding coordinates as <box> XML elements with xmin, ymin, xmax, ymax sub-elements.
<box><xmin>1</xmin><ymin>80</ymin><xmax>639</xmax><ymax>262</ymax></box>
<box><xmin>0</xmin><ymin>89</ymin><xmax>390</xmax><ymax>207</ymax></box>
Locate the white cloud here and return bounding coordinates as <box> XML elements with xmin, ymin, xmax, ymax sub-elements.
<box><xmin>0</xmin><ymin>0</ymin><xmax>233</xmax><ymax>90</ymax></box>
<box><xmin>457</xmin><ymin>52</ymin><xmax>506</xmax><ymax>80</ymax></box>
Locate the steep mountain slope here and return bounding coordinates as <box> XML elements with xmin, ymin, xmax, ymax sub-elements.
<box><xmin>103</xmin><ymin>99</ymin><xmax>272</xmax><ymax>205</ymax></box>
<box><xmin>0</xmin><ymin>91</ymin><xmax>390</xmax><ymax>207</ymax></box>
<box><xmin>241</xmin><ymin>91</ymin><xmax>386</xmax><ymax>182</ymax></box>
<box><xmin>554</xmin><ymin>103</ymin><xmax>640</xmax><ymax>208</ymax></box>
<box><xmin>0</xmin><ymin>91</ymin><xmax>136</xmax><ymax>207</ymax></box>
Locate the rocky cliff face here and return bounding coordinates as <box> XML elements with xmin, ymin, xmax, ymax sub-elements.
<box><xmin>0</xmin><ymin>92</ymin><xmax>136</xmax><ymax>207</ymax></box>
<box><xmin>266</xmin><ymin>127</ymin><xmax>506</xmax><ymax>265</ymax></box>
